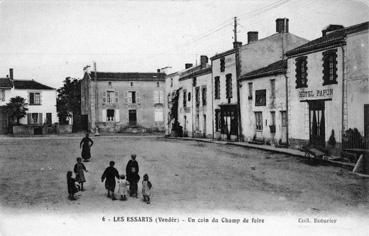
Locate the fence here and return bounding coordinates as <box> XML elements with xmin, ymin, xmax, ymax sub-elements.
<box><xmin>341</xmin><ymin>129</ymin><xmax>369</xmax><ymax>150</ymax></box>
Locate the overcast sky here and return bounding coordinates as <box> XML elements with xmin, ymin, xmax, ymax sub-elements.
<box><xmin>0</xmin><ymin>0</ymin><xmax>368</xmax><ymax>89</ymax></box>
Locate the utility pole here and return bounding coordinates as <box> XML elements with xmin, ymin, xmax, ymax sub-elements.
<box><xmin>234</xmin><ymin>16</ymin><xmax>243</xmax><ymax>141</ymax></box>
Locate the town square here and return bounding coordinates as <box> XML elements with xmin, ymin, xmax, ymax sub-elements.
<box><xmin>0</xmin><ymin>0</ymin><xmax>368</xmax><ymax>235</ymax></box>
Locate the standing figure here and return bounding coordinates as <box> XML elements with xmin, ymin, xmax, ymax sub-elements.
<box><xmin>74</xmin><ymin>157</ymin><xmax>88</xmax><ymax>191</ymax></box>
<box><xmin>67</xmin><ymin>171</ymin><xmax>79</xmax><ymax>200</ymax></box>
<box><xmin>142</xmin><ymin>174</ymin><xmax>152</xmax><ymax>204</ymax></box>
<box><xmin>117</xmin><ymin>175</ymin><xmax>129</xmax><ymax>201</ymax></box>
<box><xmin>80</xmin><ymin>133</ymin><xmax>94</xmax><ymax>162</ymax></box>
<box><xmin>126</xmin><ymin>154</ymin><xmax>140</xmax><ymax>197</ymax></box>
<box><xmin>101</xmin><ymin>161</ymin><xmax>119</xmax><ymax>200</ymax></box>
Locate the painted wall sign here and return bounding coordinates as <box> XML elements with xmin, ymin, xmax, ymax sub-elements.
<box><xmin>298</xmin><ymin>88</ymin><xmax>333</xmax><ymax>100</ymax></box>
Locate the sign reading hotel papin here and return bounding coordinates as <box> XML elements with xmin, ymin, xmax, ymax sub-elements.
<box><xmin>298</xmin><ymin>88</ymin><xmax>333</xmax><ymax>100</ymax></box>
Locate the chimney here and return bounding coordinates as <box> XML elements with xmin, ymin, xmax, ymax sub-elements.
<box><xmin>322</xmin><ymin>24</ymin><xmax>344</xmax><ymax>36</ymax></box>
<box><xmin>9</xmin><ymin>68</ymin><xmax>14</xmax><ymax>80</ymax></box>
<box><xmin>157</xmin><ymin>69</ymin><xmax>161</xmax><ymax>73</ymax></box>
<box><xmin>200</xmin><ymin>55</ymin><xmax>208</xmax><ymax>68</ymax></box>
<box><xmin>185</xmin><ymin>63</ymin><xmax>193</xmax><ymax>69</ymax></box>
<box><xmin>247</xmin><ymin>31</ymin><xmax>259</xmax><ymax>44</ymax></box>
<box><xmin>276</xmin><ymin>18</ymin><xmax>289</xmax><ymax>33</ymax></box>
<box><xmin>233</xmin><ymin>41</ymin><xmax>242</xmax><ymax>49</ymax></box>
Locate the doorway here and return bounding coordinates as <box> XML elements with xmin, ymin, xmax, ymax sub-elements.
<box><xmin>309</xmin><ymin>100</ymin><xmax>325</xmax><ymax>147</ymax></box>
<box><xmin>203</xmin><ymin>115</ymin><xmax>206</xmax><ymax>137</ymax></box>
<box><xmin>129</xmin><ymin>110</ymin><xmax>137</xmax><ymax>126</ymax></box>
<box><xmin>280</xmin><ymin>111</ymin><xmax>287</xmax><ymax>144</ymax></box>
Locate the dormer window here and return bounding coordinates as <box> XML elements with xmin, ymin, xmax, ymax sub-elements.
<box><xmin>322</xmin><ymin>49</ymin><xmax>338</xmax><ymax>85</ymax></box>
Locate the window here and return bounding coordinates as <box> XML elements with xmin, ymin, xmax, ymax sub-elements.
<box><xmin>29</xmin><ymin>92</ymin><xmax>41</xmax><ymax>105</ymax></box>
<box><xmin>154</xmin><ymin>107</ymin><xmax>163</xmax><ymax>122</ymax></box>
<box><xmin>130</xmin><ymin>82</ymin><xmax>133</xmax><ymax>87</ymax></box>
<box><xmin>0</xmin><ymin>89</ymin><xmax>5</xmax><ymax>101</ymax></box>
<box><xmin>255</xmin><ymin>89</ymin><xmax>266</xmax><ymax>106</ymax></box>
<box><xmin>170</xmin><ymin>78</ymin><xmax>173</xmax><ymax>87</ymax></box>
<box><xmin>215</xmin><ymin>109</ymin><xmax>221</xmax><ymax>132</ymax></box>
<box><xmin>108</xmin><ymin>81</ymin><xmax>112</xmax><ymax>86</ymax></box>
<box><xmin>192</xmin><ymin>77</ymin><xmax>197</xmax><ymax>87</ymax></box>
<box><xmin>281</xmin><ymin>111</ymin><xmax>287</xmax><ymax>127</ymax></box>
<box><xmin>27</xmin><ymin>113</ymin><xmax>42</xmax><ymax>125</ymax></box>
<box><xmin>214</xmin><ymin>76</ymin><xmax>220</xmax><ymax>99</ymax></box>
<box><xmin>226</xmin><ymin>74</ymin><xmax>232</xmax><ymax>99</ymax></box>
<box><xmin>220</xmin><ymin>57</ymin><xmax>225</xmax><ymax>72</ymax></box>
<box><xmin>248</xmin><ymin>82</ymin><xmax>253</xmax><ymax>99</ymax></box>
<box><xmin>255</xmin><ymin>112</ymin><xmax>263</xmax><ymax>130</ymax></box>
<box><xmin>107</xmin><ymin>91</ymin><xmax>115</xmax><ymax>104</ymax></box>
<box><xmin>188</xmin><ymin>92</ymin><xmax>191</xmax><ymax>102</ymax></box>
<box><xmin>195</xmin><ymin>114</ymin><xmax>199</xmax><ymax>130</ymax></box>
<box><xmin>46</xmin><ymin>113</ymin><xmax>52</xmax><ymax>125</ymax></box>
<box><xmin>270</xmin><ymin>79</ymin><xmax>275</xmax><ymax>98</ymax></box>
<box><xmin>183</xmin><ymin>90</ymin><xmax>187</xmax><ymax>108</ymax></box>
<box><xmin>323</xmin><ymin>49</ymin><xmax>338</xmax><ymax>85</ymax></box>
<box><xmin>195</xmin><ymin>87</ymin><xmax>200</xmax><ymax>107</ymax></box>
<box><xmin>129</xmin><ymin>91</ymin><xmax>136</xmax><ymax>104</ymax></box>
<box><xmin>202</xmin><ymin>87</ymin><xmax>207</xmax><ymax>106</ymax></box>
<box><xmin>295</xmin><ymin>56</ymin><xmax>308</xmax><ymax>88</ymax></box>
<box><xmin>107</xmin><ymin>109</ymin><xmax>115</xmax><ymax>121</ymax></box>
<box><xmin>270</xmin><ymin>111</ymin><xmax>275</xmax><ymax>126</ymax></box>
<box><xmin>157</xmin><ymin>81</ymin><xmax>160</xmax><ymax>87</ymax></box>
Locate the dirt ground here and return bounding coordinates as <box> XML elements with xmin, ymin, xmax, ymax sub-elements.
<box><xmin>0</xmin><ymin>135</ymin><xmax>368</xmax><ymax>216</ymax></box>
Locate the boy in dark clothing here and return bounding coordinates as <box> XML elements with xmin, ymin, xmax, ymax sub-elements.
<box><xmin>101</xmin><ymin>161</ymin><xmax>119</xmax><ymax>200</ymax></box>
<box><xmin>126</xmin><ymin>154</ymin><xmax>140</xmax><ymax>197</ymax></box>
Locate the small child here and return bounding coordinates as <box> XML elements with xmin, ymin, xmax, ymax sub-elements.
<box><xmin>117</xmin><ymin>175</ymin><xmax>129</xmax><ymax>201</ymax></box>
<box><xmin>142</xmin><ymin>174</ymin><xmax>152</xmax><ymax>204</ymax></box>
<box><xmin>67</xmin><ymin>171</ymin><xmax>79</xmax><ymax>200</ymax></box>
<box><xmin>74</xmin><ymin>157</ymin><xmax>88</xmax><ymax>191</ymax></box>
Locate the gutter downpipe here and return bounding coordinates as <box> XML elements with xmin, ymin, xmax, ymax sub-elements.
<box><xmin>211</xmin><ymin>60</ymin><xmax>215</xmax><ymax>139</ymax></box>
<box><xmin>282</xmin><ymin>33</ymin><xmax>289</xmax><ymax>145</ymax></box>
<box><xmin>235</xmin><ymin>46</ymin><xmax>243</xmax><ymax>141</ymax></box>
<box><xmin>341</xmin><ymin>45</ymin><xmax>345</xmax><ymax>150</ymax></box>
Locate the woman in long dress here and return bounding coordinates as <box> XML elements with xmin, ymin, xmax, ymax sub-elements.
<box><xmin>80</xmin><ymin>133</ymin><xmax>94</xmax><ymax>162</ymax></box>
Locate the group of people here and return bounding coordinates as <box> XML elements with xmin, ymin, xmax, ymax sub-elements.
<box><xmin>66</xmin><ymin>134</ymin><xmax>153</xmax><ymax>204</ymax></box>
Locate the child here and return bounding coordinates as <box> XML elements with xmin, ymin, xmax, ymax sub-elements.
<box><xmin>126</xmin><ymin>154</ymin><xmax>140</xmax><ymax>197</ymax></box>
<box><xmin>117</xmin><ymin>175</ymin><xmax>129</xmax><ymax>201</ymax></box>
<box><xmin>67</xmin><ymin>171</ymin><xmax>79</xmax><ymax>200</ymax></box>
<box><xmin>101</xmin><ymin>161</ymin><xmax>119</xmax><ymax>200</ymax></box>
<box><xmin>74</xmin><ymin>157</ymin><xmax>88</xmax><ymax>191</ymax></box>
<box><xmin>142</xmin><ymin>174</ymin><xmax>152</xmax><ymax>204</ymax></box>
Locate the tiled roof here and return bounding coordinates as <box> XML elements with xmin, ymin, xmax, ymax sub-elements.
<box><xmin>286</xmin><ymin>21</ymin><xmax>369</xmax><ymax>57</ymax></box>
<box><xmin>13</xmin><ymin>80</ymin><xmax>55</xmax><ymax>90</ymax></box>
<box><xmin>0</xmin><ymin>78</ymin><xmax>13</xmax><ymax>88</ymax></box>
<box><xmin>239</xmin><ymin>60</ymin><xmax>286</xmax><ymax>81</ymax></box>
<box><xmin>179</xmin><ymin>66</ymin><xmax>212</xmax><ymax>81</ymax></box>
<box><xmin>89</xmin><ymin>72</ymin><xmax>166</xmax><ymax>81</ymax></box>
<box><xmin>210</xmin><ymin>48</ymin><xmax>236</xmax><ymax>60</ymax></box>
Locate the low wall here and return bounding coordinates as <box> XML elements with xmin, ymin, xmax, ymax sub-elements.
<box><xmin>57</xmin><ymin>124</ymin><xmax>73</xmax><ymax>134</ymax></box>
<box><xmin>13</xmin><ymin>126</ymin><xmax>35</xmax><ymax>136</ymax></box>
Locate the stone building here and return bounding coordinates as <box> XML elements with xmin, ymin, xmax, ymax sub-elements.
<box><xmin>0</xmin><ymin>68</ymin><xmax>57</xmax><ymax>134</ymax></box>
<box><xmin>238</xmin><ymin>18</ymin><xmax>308</xmax><ymax>143</ymax></box>
<box><xmin>164</xmin><ymin>71</ymin><xmax>180</xmax><ymax>135</ymax></box>
<box><xmin>286</xmin><ymin>21</ymin><xmax>369</xmax><ymax>151</ymax></box>
<box><xmin>81</xmin><ymin>69</ymin><xmax>166</xmax><ymax>133</ymax></box>
<box><xmin>177</xmin><ymin>56</ymin><xmax>212</xmax><ymax>138</ymax></box>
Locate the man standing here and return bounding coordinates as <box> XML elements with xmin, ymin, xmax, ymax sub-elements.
<box><xmin>126</xmin><ymin>154</ymin><xmax>140</xmax><ymax>197</ymax></box>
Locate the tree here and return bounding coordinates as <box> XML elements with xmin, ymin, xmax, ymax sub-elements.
<box><xmin>57</xmin><ymin>77</ymin><xmax>81</xmax><ymax>129</ymax></box>
<box><xmin>5</xmin><ymin>96</ymin><xmax>28</xmax><ymax>125</ymax></box>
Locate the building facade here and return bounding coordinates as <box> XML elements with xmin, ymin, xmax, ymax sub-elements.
<box><xmin>81</xmin><ymin>70</ymin><xmax>166</xmax><ymax>133</ymax></box>
<box><xmin>0</xmin><ymin>68</ymin><xmax>57</xmax><ymax>134</ymax></box>
<box><xmin>286</xmin><ymin>22</ymin><xmax>369</xmax><ymax>151</ymax></box>
<box><xmin>177</xmin><ymin>56</ymin><xmax>212</xmax><ymax>138</ymax></box>
<box><xmin>238</xmin><ymin>18</ymin><xmax>308</xmax><ymax>143</ymax></box>
<box><xmin>164</xmin><ymin>71</ymin><xmax>180</xmax><ymax>135</ymax></box>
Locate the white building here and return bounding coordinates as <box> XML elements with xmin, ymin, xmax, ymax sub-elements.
<box><xmin>0</xmin><ymin>68</ymin><xmax>57</xmax><ymax>134</ymax></box>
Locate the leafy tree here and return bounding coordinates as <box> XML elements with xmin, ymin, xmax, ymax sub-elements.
<box><xmin>5</xmin><ymin>96</ymin><xmax>28</xmax><ymax>125</ymax></box>
<box><xmin>57</xmin><ymin>77</ymin><xmax>81</xmax><ymax>129</ymax></box>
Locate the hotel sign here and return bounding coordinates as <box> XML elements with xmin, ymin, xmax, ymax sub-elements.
<box><xmin>298</xmin><ymin>88</ymin><xmax>333</xmax><ymax>100</ymax></box>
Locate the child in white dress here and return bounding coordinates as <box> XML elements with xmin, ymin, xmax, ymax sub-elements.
<box><xmin>117</xmin><ymin>175</ymin><xmax>129</xmax><ymax>201</ymax></box>
<box><xmin>142</xmin><ymin>174</ymin><xmax>152</xmax><ymax>204</ymax></box>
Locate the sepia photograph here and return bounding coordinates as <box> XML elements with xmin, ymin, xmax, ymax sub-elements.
<box><xmin>0</xmin><ymin>0</ymin><xmax>368</xmax><ymax>235</ymax></box>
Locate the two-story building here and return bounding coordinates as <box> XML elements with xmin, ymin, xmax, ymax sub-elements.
<box><xmin>0</xmin><ymin>68</ymin><xmax>57</xmax><ymax>134</ymax></box>
<box><xmin>286</xmin><ymin>21</ymin><xmax>369</xmax><ymax>151</ymax></box>
<box><xmin>238</xmin><ymin>18</ymin><xmax>308</xmax><ymax>144</ymax></box>
<box><xmin>177</xmin><ymin>56</ymin><xmax>212</xmax><ymax>138</ymax></box>
<box><xmin>164</xmin><ymin>71</ymin><xmax>180</xmax><ymax>135</ymax></box>
<box><xmin>81</xmin><ymin>69</ymin><xmax>166</xmax><ymax>133</ymax></box>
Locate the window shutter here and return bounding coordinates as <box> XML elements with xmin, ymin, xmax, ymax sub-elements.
<box><xmin>102</xmin><ymin>109</ymin><xmax>107</xmax><ymax>122</ymax></box>
<box><xmin>27</xmin><ymin>113</ymin><xmax>31</xmax><ymax>124</ymax></box>
<box><xmin>154</xmin><ymin>91</ymin><xmax>159</xmax><ymax>104</ymax></box>
<box><xmin>136</xmin><ymin>91</ymin><xmax>141</xmax><ymax>104</ymax></box>
<box><xmin>39</xmin><ymin>113</ymin><xmax>43</xmax><ymax>125</ymax></box>
<box><xmin>103</xmin><ymin>91</ymin><xmax>106</xmax><ymax>103</ymax></box>
<box><xmin>124</xmin><ymin>91</ymin><xmax>128</xmax><ymax>104</ymax></box>
<box><xmin>115</xmin><ymin>109</ymin><xmax>120</xmax><ymax>122</ymax></box>
<box><xmin>115</xmin><ymin>91</ymin><xmax>119</xmax><ymax>103</ymax></box>
<box><xmin>29</xmin><ymin>93</ymin><xmax>34</xmax><ymax>104</ymax></box>
<box><xmin>39</xmin><ymin>93</ymin><xmax>42</xmax><ymax>105</ymax></box>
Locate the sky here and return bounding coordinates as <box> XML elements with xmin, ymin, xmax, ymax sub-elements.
<box><xmin>0</xmin><ymin>0</ymin><xmax>368</xmax><ymax>89</ymax></box>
